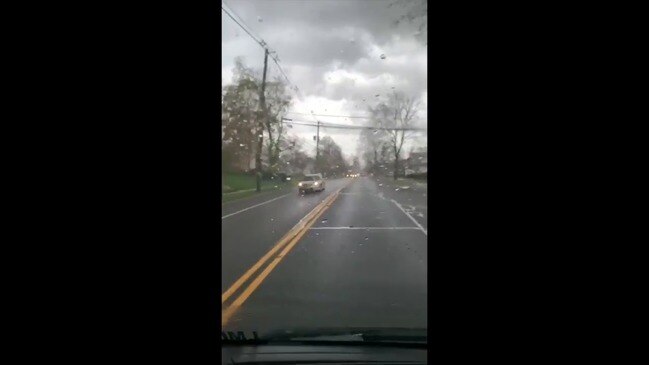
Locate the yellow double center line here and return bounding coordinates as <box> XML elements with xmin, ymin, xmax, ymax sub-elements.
<box><xmin>221</xmin><ymin>187</ymin><xmax>343</xmax><ymax>326</ymax></box>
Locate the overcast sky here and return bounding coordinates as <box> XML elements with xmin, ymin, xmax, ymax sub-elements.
<box><xmin>222</xmin><ymin>0</ymin><xmax>427</xmax><ymax>159</ymax></box>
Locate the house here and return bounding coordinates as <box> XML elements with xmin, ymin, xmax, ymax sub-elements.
<box><xmin>405</xmin><ymin>152</ymin><xmax>427</xmax><ymax>174</ymax></box>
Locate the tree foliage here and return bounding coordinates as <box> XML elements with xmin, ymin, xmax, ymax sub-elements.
<box><xmin>264</xmin><ymin>76</ymin><xmax>292</xmax><ymax>172</ymax></box>
<box><xmin>318</xmin><ymin>136</ymin><xmax>348</xmax><ymax>177</ymax></box>
<box><xmin>222</xmin><ymin>58</ymin><xmax>260</xmax><ymax>172</ymax></box>
<box><xmin>221</xmin><ymin>58</ymin><xmax>292</xmax><ymax>173</ymax></box>
<box><xmin>278</xmin><ymin>135</ymin><xmax>313</xmax><ymax>174</ymax></box>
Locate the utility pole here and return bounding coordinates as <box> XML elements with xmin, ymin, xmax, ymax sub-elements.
<box><xmin>256</xmin><ymin>47</ymin><xmax>269</xmax><ymax>192</ymax></box>
<box><xmin>315</xmin><ymin>120</ymin><xmax>320</xmax><ymax>171</ymax></box>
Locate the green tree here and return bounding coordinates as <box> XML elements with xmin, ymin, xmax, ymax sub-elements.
<box><xmin>279</xmin><ymin>135</ymin><xmax>312</xmax><ymax>175</ymax></box>
<box><xmin>222</xmin><ymin>58</ymin><xmax>260</xmax><ymax>172</ymax></box>
<box><xmin>319</xmin><ymin>136</ymin><xmax>348</xmax><ymax>177</ymax></box>
<box><xmin>263</xmin><ymin>77</ymin><xmax>292</xmax><ymax>173</ymax></box>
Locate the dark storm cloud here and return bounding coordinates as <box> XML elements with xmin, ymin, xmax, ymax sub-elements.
<box><xmin>222</xmin><ymin>0</ymin><xmax>427</xmax><ymax>154</ymax></box>
<box><xmin>223</xmin><ymin>0</ymin><xmax>422</xmax><ymax>45</ymax></box>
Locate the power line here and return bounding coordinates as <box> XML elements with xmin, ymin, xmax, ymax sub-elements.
<box><xmin>221</xmin><ymin>2</ymin><xmax>299</xmax><ymax>96</ymax></box>
<box><xmin>221</xmin><ymin>1</ymin><xmax>324</xmax><ymax>132</ymax></box>
<box><xmin>286</xmin><ymin>111</ymin><xmax>372</xmax><ymax>119</ymax></box>
<box><xmin>269</xmin><ymin>54</ymin><xmax>292</xmax><ymax>89</ymax></box>
<box><xmin>221</xmin><ymin>2</ymin><xmax>266</xmax><ymax>48</ymax></box>
<box><xmin>222</xmin><ymin>0</ymin><xmax>322</xmax><ymax>157</ymax></box>
<box><xmin>283</xmin><ymin>118</ymin><xmax>426</xmax><ymax>131</ymax></box>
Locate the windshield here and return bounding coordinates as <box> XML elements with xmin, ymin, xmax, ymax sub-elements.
<box><xmin>222</xmin><ymin>0</ymin><xmax>427</xmax><ymax>342</ymax></box>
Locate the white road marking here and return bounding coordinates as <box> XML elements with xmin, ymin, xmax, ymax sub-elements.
<box><xmin>221</xmin><ymin>193</ymin><xmax>291</xmax><ymax>219</ymax></box>
<box><xmin>391</xmin><ymin>199</ymin><xmax>427</xmax><ymax>236</ymax></box>
<box><xmin>339</xmin><ymin>192</ymin><xmax>377</xmax><ymax>195</ymax></box>
<box><xmin>309</xmin><ymin>226</ymin><xmax>421</xmax><ymax>230</ymax></box>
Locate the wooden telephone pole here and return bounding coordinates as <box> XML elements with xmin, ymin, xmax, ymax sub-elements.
<box><xmin>315</xmin><ymin>120</ymin><xmax>320</xmax><ymax>170</ymax></box>
<box><xmin>255</xmin><ymin>48</ymin><xmax>269</xmax><ymax>192</ymax></box>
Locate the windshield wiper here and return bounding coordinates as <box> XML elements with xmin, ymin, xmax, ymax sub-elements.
<box><xmin>258</xmin><ymin>327</ymin><xmax>427</xmax><ymax>346</ymax></box>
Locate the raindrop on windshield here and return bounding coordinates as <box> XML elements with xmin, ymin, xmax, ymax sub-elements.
<box><xmin>321</xmin><ymin>218</ymin><xmax>328</xmax><ymax>223</ymax></box>
<box><xmin>315</xmin><ymin>232</ymin><xmax>319</xmax><ymax>236</ymax></box>
<box><xmin>239</xmin><ymin>144</ymin><xmax>245</xmax><ymax>147</ymax></box>
<box><xmin>375</xmin><ymin>94</ymin><xmax>380</xmax><ymax>97</ymax></box>
<box><xmin>351</xmin><ymin>250</ymin><xmax>355</xmax><ymax>254</ymax></box>
<box><xmin>257</xmin><ymin>16</ymin><xmax>263</xmax><ymax>22</ymax></box>
<box><xmin>380</xmin><ymin>54</ymin><xmax>386</xmax><ymax>59</ymax></box>
<box><xmin>373</xmin><ymin>129</ymin><xmax>378</xmax><ymax>134</ymax></box>
<box><xmin>395</xmin><ymin>188</ymin><xmax>400</xmax><ymax>191</ymax></box>
<box><xmin>364</xmin><ymin>237</ymin><xmax>369</xmax><ymax>240</ymax></box>
<box><xmin>378</xmin><ymin>183</ymin><xmax>383</xmax><ymax>187</ymax></box>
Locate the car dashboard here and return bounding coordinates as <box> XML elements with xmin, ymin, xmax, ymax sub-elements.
<box><xmin>223</xmin><ymin>342</ymin><xmax>427</xmax><ymax>364</ymax></box>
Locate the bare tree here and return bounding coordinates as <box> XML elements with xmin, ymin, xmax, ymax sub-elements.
<box><xmin>370</xmin><ymin>92</ymin><xmax>420</xmax><ymax>180</ymax></box>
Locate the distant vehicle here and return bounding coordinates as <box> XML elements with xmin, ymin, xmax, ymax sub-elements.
<box><xmin>277</xmin><ymin>172</ymin><xmax>292</xmax><ymax>182</ymax></box>
<box><xmin>346</xmin><ymin>173</ymin><xmax>359</xmax><ymax>178</ymax></box>
<box><xmin>298</xmin><ymin>174</ymin><xmax>325</xmax><ymax>194</ymax></box>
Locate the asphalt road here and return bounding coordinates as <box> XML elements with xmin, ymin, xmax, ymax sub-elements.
<box><xmin>222</xmin><ymin>176</ymin><xmax>427</xmax><ymax>333</ymax></box>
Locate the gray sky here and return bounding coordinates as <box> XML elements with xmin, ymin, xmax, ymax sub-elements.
<box><xmin>222</xmin><ymin>0</ymin><xmax>427</xmax><ymax>158</ymax></box>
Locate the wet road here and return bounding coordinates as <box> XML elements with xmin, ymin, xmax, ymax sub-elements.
<box><xmin>222</xmin><ymin>176</ymin><xmax>427</xmax><ymax>332</ymax></box>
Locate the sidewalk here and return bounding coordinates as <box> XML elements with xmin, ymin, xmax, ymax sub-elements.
<box><xmin>222</xmin><ymin>182</ymin><xmax>295</xmax><ymax>204</ymax></box>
